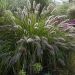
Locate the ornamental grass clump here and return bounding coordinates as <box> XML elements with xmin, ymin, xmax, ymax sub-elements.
<box><xmin>0</xmin><ymin>12</ymin><xmax>75</xmax><ymax>75</ymax></box>
<box><xmin>0</xmin><ymin>0</ymin><xmax>75</xmax><ymax>75</ymax></box>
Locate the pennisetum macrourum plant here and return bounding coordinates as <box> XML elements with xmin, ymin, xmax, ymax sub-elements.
<box><xmin>0</xmin><ymin>0</ymin><xmax>75</xmax><ymax>75</ymax></box>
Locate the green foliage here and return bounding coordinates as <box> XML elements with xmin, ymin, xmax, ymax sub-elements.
<box><xmin>51</xmin><ymin>3</ymin><xmax>69</xmax><ymax>15</ymax></box>
<box><xmin>19</xmin><ymin>69</ymin><xmax>26</xmax><ymax>75</ymax></box>
<box><xmin>0</xmin><ymin>10</ymin><xmax>15</xmax><ymax>25</ymax></box>
<box><xmin>0</xmin><ymin>0</ymin><xmax>7</xmax><ymax>9</ymax></box>
<box><xmin>67</xmin><ymin>6</ymin><xmax>75</xmax><ymax>19</ymax></box>
<box><xmin>32</xmin><ymin>63</ymin><xmax>43</xmax><ymax>73</ymax></box>
<box><xmin>34</xmin><ymin>0</ymin><xmax>49</xmax><ymax>5</ymax></box>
